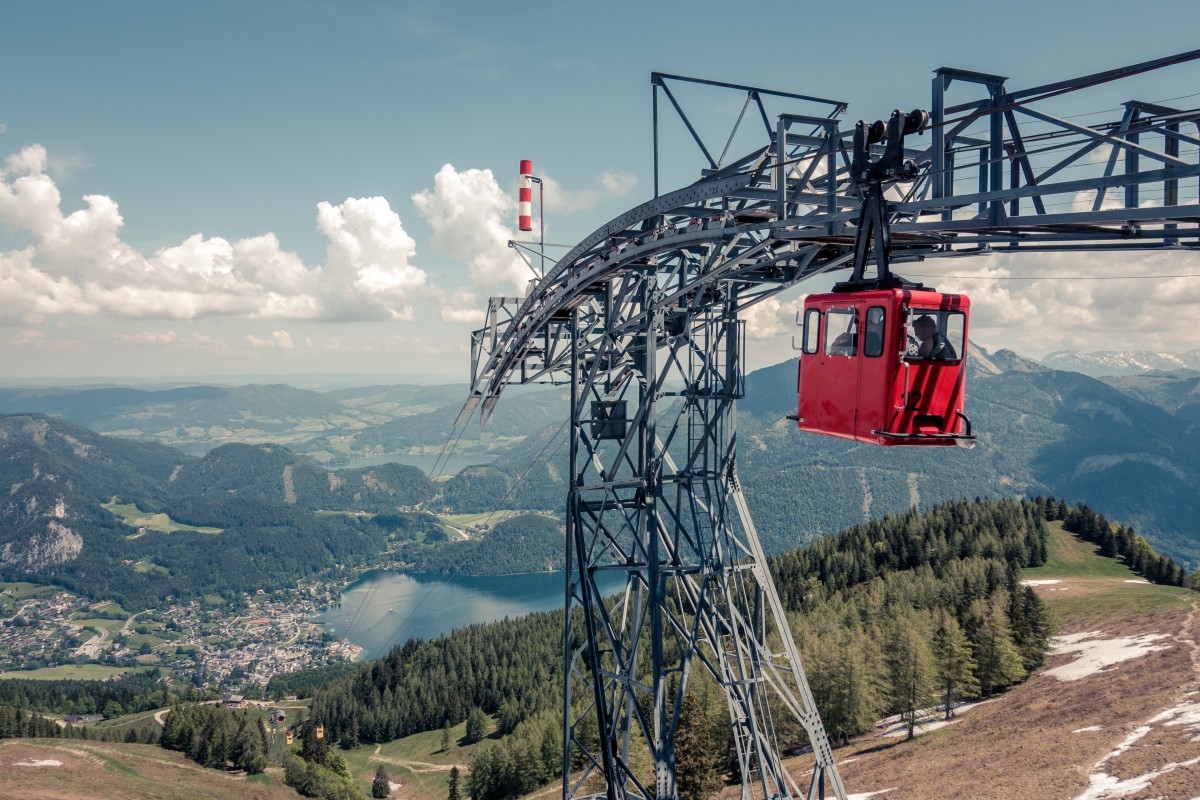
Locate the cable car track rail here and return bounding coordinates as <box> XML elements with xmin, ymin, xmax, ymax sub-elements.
<box><xmin>447</xmin><ymin>52</ymin><xmax>1200</xmax><ymax>800</ymax></box>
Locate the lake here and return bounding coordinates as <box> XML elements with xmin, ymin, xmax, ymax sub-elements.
<box><xmin>316</xmin><ymin>570</ymin><xmax>628</xmax><ymax>660</ymax></box>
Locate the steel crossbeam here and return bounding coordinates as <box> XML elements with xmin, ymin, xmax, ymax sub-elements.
<box><xmin>459</xmin><ymin>53</ymin><xmax>1200</xmax><ymax>800</ymax></box>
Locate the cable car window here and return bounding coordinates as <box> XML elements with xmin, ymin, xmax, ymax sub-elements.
<box><xmin>802</xmin><ymin>309</ymin><xmax>820</xmax><ymax>354</ymax></box>
<box><xmin>864</xmin><ymin>307</ymin><xmax>885</xmax><ymax>358</ymax></box>
<box><xmin>824</xmin><ymin>308</ymin><xmax>857</xmax><ymax>357</ymax></box>
<box><xmin>904</xmin><ymin>309</ymin><xmax>965</xmax><ymax>362</ymax></box>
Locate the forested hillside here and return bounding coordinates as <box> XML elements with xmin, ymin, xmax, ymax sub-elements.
<box><xmin>306</xmin><ymin>498</ymin><xmax>1055</xmax><ymax>750</ymax></box>
<box><xmin>166</xmin><ymin>442</ymin><xmax>436</xmax><ymax>511</ymax></box>
<box><xmin>0</xmin><ymin>415</ymin><xmax>435</xmax><ymax>607</ymax></box>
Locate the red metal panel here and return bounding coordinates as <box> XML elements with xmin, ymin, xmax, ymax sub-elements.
<box><xmin>797</xmin><ymin>288</ymin><xmax>972</xmax><ymax>447</ymax></box>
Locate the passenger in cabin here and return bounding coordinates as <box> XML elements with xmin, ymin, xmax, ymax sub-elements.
<box><xmin>912</xmin><ymin>315</ymin><xmax>957</xmax><ymax>361</ymax></box>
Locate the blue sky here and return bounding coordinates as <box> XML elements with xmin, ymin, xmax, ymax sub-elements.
<box><xmin>2</xmin><ymin>1</ymin><xmax>1199</xmax><ymax>382</ymax></box>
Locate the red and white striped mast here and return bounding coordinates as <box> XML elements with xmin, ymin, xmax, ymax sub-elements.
<box><xmin>518</xmin><ymin>159</ymin><xmax>544</xmax><ymax>275</ymax></box>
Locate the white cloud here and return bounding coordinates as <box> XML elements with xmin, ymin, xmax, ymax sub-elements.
<box><xmin>245</xmin><ymin>330</ymin><xmax>296</xmax><ymax>350</ymax></box>
<box><xmin>412</xmin><ymin>163</ymin><xmax>528</xmax><ymax>292</ymax></box>
<box><xmin>931</xmin><ymin>248</ymin><xmax>1200</xmax><ymax>358</ymax></box>
<box><xmin>437</xmin><ymin>288</ymin><xmax>486</xmax><ymax>324</ymax></box>
<box><xmin>113</xmin><ymin>330</ymin><xmax>179</xmax><ymax>345</ymax></box>
<box><xmin>743</xmin><ymin>295</ymin><xmax>806</xmax><ymax>340</ymax></box>
<box><xmin>0</xmin><ymin>144</ymin><xmax>428</xmax><ymax>324</ymax></box>
<box><xmin>317</xmin><ymin>196</ymin><xmax>426</xmax><ymax>321</ymax></box>
<box><xmin>14</xmin><ymin>328</ymin><xmax>45</xmax><ymax>346</ymax></box>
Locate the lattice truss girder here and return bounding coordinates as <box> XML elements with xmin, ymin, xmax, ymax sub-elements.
<box><xmin>455</xmin><ymin>52</ymin><xmax>1200</xmax><ymax>800</ymax></box>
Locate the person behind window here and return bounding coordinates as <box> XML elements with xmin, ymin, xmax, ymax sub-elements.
<box><xmin>828</xmin><ymin>316</ymin><xmax>857</xmax><ymax>356</ymax></box>
<box><xmin>911</xmin><ymin>315</ymin><xmax>957</xmax><ymax>361</ymax></box>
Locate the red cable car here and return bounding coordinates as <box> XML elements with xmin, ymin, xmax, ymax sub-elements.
<box><xmin>795</xmin><ymin>287</ymin><xmax>975</xmax><ymax>446</ymax></box>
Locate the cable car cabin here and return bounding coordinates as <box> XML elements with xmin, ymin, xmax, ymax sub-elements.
<box><xmin>795</xmin><ymin>288</ymin><xmax>975</xmax><ymax>446</ymax></box>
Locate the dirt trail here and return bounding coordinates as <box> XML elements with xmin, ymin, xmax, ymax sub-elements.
<box><xmin>369</xmin><ymin>745</ymin><xmax>466</xmax><ymax>773</ymax></box>
<box><xmin>1180</xmin><ymin>601</ymin><xmax>1200</xmax><ymax>678</ymax></box>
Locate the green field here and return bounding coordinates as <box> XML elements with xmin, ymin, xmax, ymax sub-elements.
<box><xmin>0</xmin><ymin>664</ymin><xmax>165</xmax><ymax>681</ymax></box>
<box><xmin>1023</xmin><ymin>522</ymin><xmax>1138</xmax><ymax>580</ymax></box>
<box><xmin>0</xmin><ymin>581</ymin><xmax>56</xmax><ymax>600</ymax></box>
<box><xmin>103</xmin><ymin>500</ymin><xmax>224</xmax><ymax>535</ymax></box>
<box><xmin>133</xmin><ymin>559</ymin><xmax>171</xmax><ymax>575</ymax></box>
<box><xmin>1023</xmin><ymin>522</ymin><xmax>1194</xmax><ymax>622</ymax></box>
<box><xmin>72</xmin><ymin>616</ymin><xmax>127</xmax><ymax>635</ymax></box>
<box><xmin>341</xmin><ymin>716</ymin><xmax>493</xmax><ymax>799</ymax></box>
<box><xmin>0</xmin><ymin>581</ymin><xmax>57</xmax><ymax>615</ymax></box>
<box><xmin>437</xmin><ymin>511</ymin><xmax>508</xmax><ymax>528</ymax></box>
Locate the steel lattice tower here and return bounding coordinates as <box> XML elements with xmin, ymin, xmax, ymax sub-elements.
<box><xmin>458</xmin><ymin>52</ymin><xmax>1200</xmax><ymax>800</ymax></box>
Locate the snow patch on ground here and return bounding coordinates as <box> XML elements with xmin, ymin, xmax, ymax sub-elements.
<box><xmin>1152</xmin><ymin>699</ymin><xmax>1200</xmax><ymax>741</ymax></box>
<box><xmin>13</xmin><ymin>759</ymin><xmax>63</xmax><ymax>767</ymax></box>
<box><xmin>1021</xmin><ymin>579</ymin><xmax>1062</xmax><ymax>586</ymax></box>
<box><xmin>875</xmin><ymin>700</ymin><xmax>994</xmax><ymax>738</ymax></box>
<box><xmin>1046</xmin><ymin>632</ymin><xmax>1171</xmax><ymax>681</ymax></box>
<box><xmin>1123</xmin><ymin>579</ymin><xmax>1150</xmax><ymax>584</ymax></box>
<box><xmin>1073</xmin><ymin>700</ymin><xmax>1200</xmax><ymax>798</ymax></box>
<box><xmin>847</xmin><ymin>790</ymin><xmax>895</xmax><ymax>800</ymax></box>
<box><xmin>1075</xmin><ymin>755</ymin><xmax>1200</xmax><ymax>799</ymax></box>
<box><xmin>1073</xmin><ymin>725</ymin><xmax>1102</xmax><ymax>733</ymax></box>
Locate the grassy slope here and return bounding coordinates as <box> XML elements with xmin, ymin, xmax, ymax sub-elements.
<box><xmin>340</xmin><ymin>716</ymin><xmax>493</xmax><ymax>799</ymax></box>
<box><xmin>0</xmin><ymin>739</ymin><xmax>299</xmax><ymax>800</ymax></box>
<box><xmin>761</xmin><ymin>521</ymin><xmax>1199</xmax><ymax>799</ymax></box>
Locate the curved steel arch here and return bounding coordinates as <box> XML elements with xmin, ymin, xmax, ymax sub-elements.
<box><xmin>460</xmin><ymin>53</ymin><xmax>1200</xmax><ymax>800</ymax></box>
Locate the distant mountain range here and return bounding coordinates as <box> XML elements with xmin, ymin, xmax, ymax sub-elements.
<box><xmin>1</xmin><ymin>344</ymin><xmax>1197</xmax><ymax>608</ymax></box>
<box><xmin>737</xmin><ymin>346</ymin><xmax>1200</xmax><ymax>566</ymax></box>
<box><xmin>1040</xmin><ymin>349</ymin><xmax>1200</xmax><ymax>377</ymax></box>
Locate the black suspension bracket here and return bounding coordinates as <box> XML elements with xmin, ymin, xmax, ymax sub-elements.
<box><xmin>838</xmin><ymin>108</ymin><xmax>930</xmax><ymax>290</ymax></box>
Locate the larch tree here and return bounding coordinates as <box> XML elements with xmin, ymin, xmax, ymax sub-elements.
<box><xmin>931</xmin><ymin>610</ymin><xmax>979</xmax><ymax>720</ymax></box>
<box><xmin>465</xmin><ymin>707</ymin><xmax>488</xmax><ymax>744</ymax></box>
<box><xmin>970</xmin><ymin>594</ymin><xmax>1026</xmax><ymax>696</ymax></box>
<box><xmin>885</xmin><ymin>610</ymin><xmax>937</xmax><ymax>740</ymax></box>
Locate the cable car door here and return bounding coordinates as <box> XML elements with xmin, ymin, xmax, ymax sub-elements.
<box><xmin>812</xmin><ymin>305</ymin><xmax>860</xmax><ymax>438</ymax></box>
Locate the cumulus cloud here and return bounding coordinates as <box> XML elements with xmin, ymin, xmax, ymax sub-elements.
<box><xmin>412</xmin><ymin>163</ymin><xmax>529</xmax><ymax>292</ymax></box>
<box><xmin>409</xmin><ymin>162</ymin><xmax>639</xmax><ymax>307</ymax></box>
<box><xmin>436</xmin><ymin>288</ymin><xmax>486</xmax><ymax>324</ymax></box>
<box><xmin>317</xmin><ymin>197</ymin><xmax>426</xmax><ymax>321</ymax></box>
<box><xmin>743</xmin><ymin>295</ymin><xmax>806</xmax><ymax>340</ymax></box>
<box><xmin>930</xmin><ymin>247</ymin><xmax>1200</xmax><ymax>358</ymax></box>
<box><xmin>0</xmin><ymin>144</ymin><xmax>428</xmax><ymax>324</ymax></box>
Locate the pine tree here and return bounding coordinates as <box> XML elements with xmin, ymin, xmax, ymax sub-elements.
<box><xmin>674</xmin><ymin>690</ymin><xmax>721</xmax><ymax>800</ymax></box>
<box><xmin>931</xmin><ymin>611</ymin><xmax>979</xmax><ymax>719</ymax></box>
<box><xmin>373</xmin><ymin>764</ymin><xmax>392</xmax><ymax>798</ymax></box>
<box><xmin>885</xmin><ymin>610</ymin><xmax>937</xmax><ymax>740</ymax></box>
<box><xmin>441</xmin><ymin>722</ymin><xmax>451</xmax><ymax>752</ymax></box>
<box><xmin>447</xmin><ymin>765</ymin><xmax>461</xmax><ymax>800</ymax></box>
